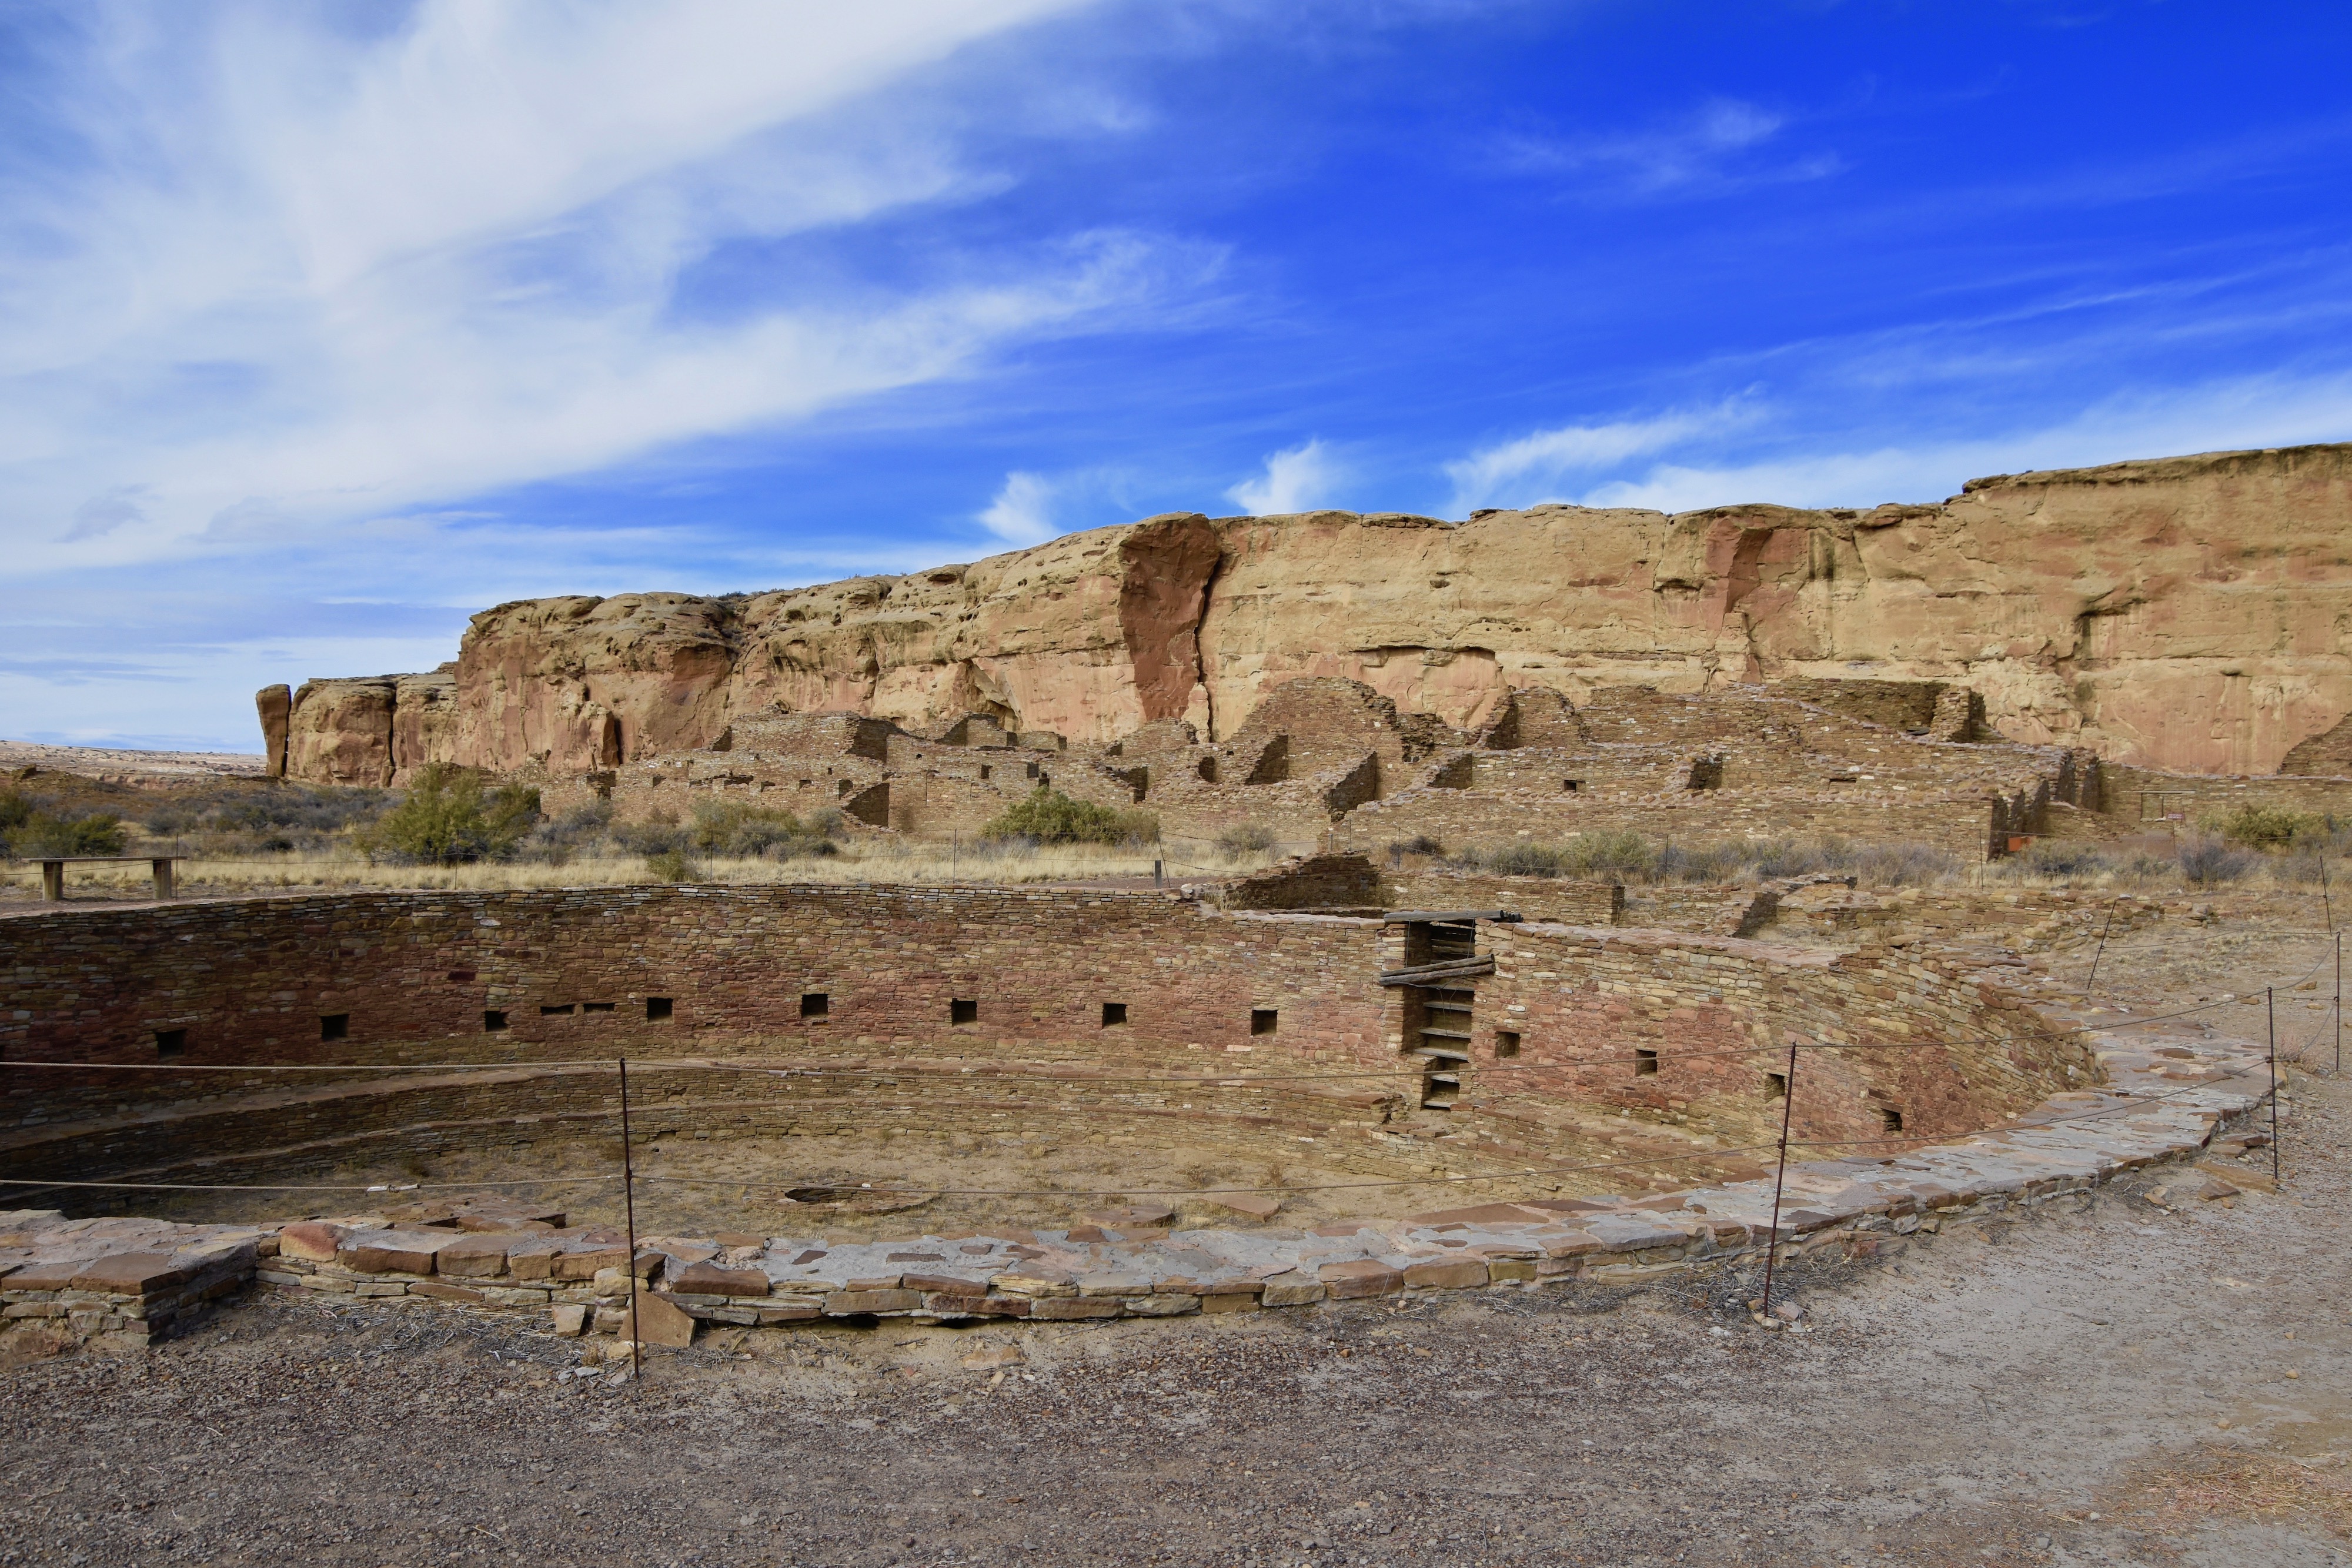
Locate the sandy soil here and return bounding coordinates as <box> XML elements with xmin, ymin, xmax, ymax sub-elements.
<box><xmin>4</xmin><ymin>908</ymin><xmax>2349</xmax><ymax>1566</ymax></box>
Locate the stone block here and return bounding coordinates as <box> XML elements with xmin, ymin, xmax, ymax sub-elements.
<box><xmin>1122</xmin><ymin>1295</ymin><xmax>1200</xmax><ymax>1316</ymax></box>
<box><xmin>754</xmin><ymin>1302</ymin><xmax>822</xmax><ymax>1325</ymax></box>
<box><xmin>667</xmin><ymin>1261</ymin><xmax>770</xmax><ymax>1297</ymax></box>
<box><xmin>902</xmin><ymin>1272</ymin><xmax>991</xmax><ymax>1295</ymax></box>
<box><xmin>1317</xmin><ymin>1261</ymin><xmax>1402</xmax><ymax>1300</ymax></box>
<box><xmin>435</xmin><ymin>1236</ymin><xmax>512</xmax><ymax>1278</ymax></box>
<box><xmin>69</xmin><ymin>1252</ymin><xmax>188</xmax><ymax>1295</ymax></box>
<box><xmin>338</xmin><ymin>1231</ymin><xmax>457</xmax><ymax>1276</ymax></box>
<box><xmin>1259</xmin><ymin>1273</ymin><xmax>1327</xmax><ymax>1307</ymax></box>
<box><xmin>553</xmin><ymin>1246</ymin><xmax>630</xmax><ymax>1281</ymax></box>
<box><xmin>410</xmin><ymin>1281</ymin><xmax>486</xmax><ymax>1304</ymax></box>
<box><xmin>1077</xmin><ymin>1273</ymin><xmax>1150</xmax><ymax>1298</ymax></box>
<box><xmin>1486</xmin><ymin>1259</ymin><xmax>1538</xmax><ymax>1283</ymax></box>
<box><xmin>549</xmin><ymin>1304</ymin><xmax>589</xmax><ymax>1336</ymax></box>
<box><xmin>352</xmin><ymin>1281</ymin><xmax>407</xmax><ymax>1298</ymax></box>
<box><xmin>276</xmin><ymin>1222</ymin><xmax>343</xmax><ymax>1262</ymax></box>
<box><xmin>506</xmin><ymin>1241</ymin><xmax>563</xmax><ymax>1280</ymax></box>
<box><xmin>845</xmin><ymin>1275</ymin><xmax>904</xmax><ymax>1291</ymax></box>
<box><xmin>1201</xmin><ymin>1292</ymin><xmax>1259</xmax><ymax>1313</ymax></box>
<box><xmin>482</xmin><ymin>1286</ymin><xmax>552</xmax><ymax>1306</ymax></box>
<box><xmin>824</xmin><ymin>1289</ymin><xmax>922</xmax><ymax>1315</ymax></box>
<box><xmin>1403</xmin><ymin>1259</ymin><xmax>1489</xmax><ymax>1290</ymax></box>
<box><xmin>1204</xmin><ymin>1193</ymin><xmax>1283</xmax><ymax>1219</ymax></box>
<box><xmin>1030</xmin><ymin>1297</ymin><xmax>1124</xmax><ymax>1320</ymax></box>
<box><xmin>620</xmin><ymin>1293</ymin><xmax>696</xmax><ymax>1349</ymax></box>
<box><xmin>990</xmin><ymin>1271</ymin><xmax>1076</xmax><ymax>1298</ymax></box>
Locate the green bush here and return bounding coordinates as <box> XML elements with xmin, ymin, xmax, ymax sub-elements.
<box><xmin>364</xmin><ymin>765</ymin><xmax>540</xmax><ymax>864</ymax></box>
<box><xmin>2207</xmin><ymin>804</ymin><xmax>2324</xmax><ymax>849</ymax></box>
<box><xmin>982</xmin><ymin>787</ymin><xmax>1158</xmax><ymax>846</ymax></box>
<box><xmin>688</xmin><ymin>800</ymin><xmax>842</xmax><ymax>859</ymax></box>
<box><xmin>1216</xmin><ymin>821</ymin><xmax>1279</xmax><ymax>858</ymax></box>
<box><xmin>0</xmin><ymin>790</ymin><xmax>128</xmax><ymax>857</ymax></box>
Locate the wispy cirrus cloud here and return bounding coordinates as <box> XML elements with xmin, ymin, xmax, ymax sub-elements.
<box><xmin>1491</xmin><ymin>98</ymin><xmax>1839</xmax><ymax>196</ymax></box>
<box><xmin>1442</xmin><ymin>400</ymin><xmax>1762</xmax><ymax>513</ymax></box>
<box><xmin>0</xmin><ymin>0</ymin><xmax>1168</xmax><ymax>578</ymax></box>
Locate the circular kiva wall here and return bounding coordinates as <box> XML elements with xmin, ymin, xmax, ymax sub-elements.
<box><xmin>0</xmin><ymin>887</ymin><xmax>2097</xmax><ymax>1234</ymax></box>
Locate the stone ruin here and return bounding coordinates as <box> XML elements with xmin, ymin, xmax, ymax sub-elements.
<box><xmin>0</xmin><ymin>852</ymin><xmax>2280</xmax><ymax>1355</ymax></box>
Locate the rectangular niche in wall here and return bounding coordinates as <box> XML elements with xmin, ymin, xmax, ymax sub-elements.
<box><xmin>1494</xmin><ymin>1030</ymin><xmax>1520</xmax><ymax>1058</ymax></box>
<box><xmin>646</xmin><ymin>997</ymin><xmax>674</xmax><ymax>1022</ymax></box>
<box><xmin>1101</xmin><ymin>1002</ymin><xmax>1128</xmax><ymax>1027</ymax></box>
<box><xmin>582</xmin><ymin>1001</ymin><xmax>616</xmax><ymax>1014</ymax></box>
<box><xmin>800</xmin><ymin>992</ymin><xmax>829</xmax><ymax>1018</ymax></box>
<box><xmin>484</xmin><ymin>1010</ymin><xmax>509</xmax><ymax>1032</ymax></box>
<box><xmin>1250</xmin><ymin>1008</ymin><xmax>1278</xmax><ymax>1036</ymax></box>
<box><xmin>1764</xmin><ymin>1071</ymin><xmax>1788</xmax><ymax>1100</ymax></box>
<box><xmin>154</xmin><ymin>1028</ymin><xmax>186</xmax><ymax>1058</ymax></box>
<box><xmin>540</xmin><ymin>1004</ymin><xmax>576</xmax><ymax>1017</ymax></box>
<box><xmin>951</xmin><ymin>998</ymin><xmax>978</xmax><ymax>1025</ymax></box>
<box><xmin>1635</xmin><ymin>1048</ymin><xmax>1659</xmax><ymax>1076</ymax></box>
<box><xmin>319</xmin><ymin>1013</ymin><xmax>349</xmax><ymax>1042</ymax></box>
<box><xmin>1880</xmin><ymin>1106</ymin><xmax>1904</xmax><ymax>1133</ymax></box>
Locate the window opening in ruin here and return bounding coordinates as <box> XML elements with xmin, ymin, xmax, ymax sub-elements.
<box><xmin>483</xmin><ymin>1010</ymin><xmax>509</xmax><ymax>1032</ymax></box>
<box><xmin>980</xmin><ymin>764</ymin><xmax>991</xmax><ymax>781</ymax></box>
<box><xmin>646</xmin><ymin>997</ymin><xmax>674</xmax><ymax>1022</ymax></box>
<box><xmin>1880</xmin><ymin>1106</ymin><xmax>1904</xmax><ymax>1134</ymax></box>
<box><xmin>1024</xmin><ymin>761</ymin><xmax>1040</xmax><ymax>780</ymax></box>
<box><xmin>1101</xmin><ymin>1002</ymin><xmax>1128</xmax><ymax>1027</ymax></box>
<box><xmin>953</xmin><ymin>998</ymin><xmax>979</xmax><ymax>1025</ymax></box>
<box><xmin>446</xmin><ymin>969</ymin><xmax>476</xmax><ymax>982</ymax></box>
<box><xmin>1686</xmin><ymin>757</ymin><xmax>1723</xmax><ymax>791</ymax></box>
<box><xmin>1251</xmin><ymin>1008</ymin><xmax>1278</xmax><ymax>1036</ymax></box>
<box><xmin>542</xmin><ymin>1004</ymin><xmax>575</xmax><ymax>1017</ymax></box>
<box><xmin>583</xmin><ymin>1001</ymin><xmax>615</xmax><ymax>1013</ymax></box>
<box><xmin>1494</xmin><ymin>1030</ymin><xmax>1521</xmax><ymax>1058</ymax></box>
<box><xmin>1562</xmin><ymin>779</ymin><xmax>1582</xmax><ymax>793</ymax></box>
<box><xmin>1635</xmin><ymin>1048</ymin><xmax>1659</xmax><ymax>1076</ymax></box>
<box><xmin>154</xmin><ymin>1028</ymin><xmax>185</xmax><ymax>1058</ymax></box>
<box><xmin>320</xmin><ymin>1013</ymin><xmax>349</xmax><ymax>1041</ymax></box>
<box><xmin>801</xmin><ymin>992</ymin><xmax>829</xmax><ymax>1018</ymax></box>
<box><xmin>1765</xmin><ymin>1071</ymin><xmax>1787</xmax><ymax>1100</ymax></box>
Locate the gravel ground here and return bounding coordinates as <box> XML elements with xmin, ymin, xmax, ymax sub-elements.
<box><xmin>4</xmin><ymin>915</ymin><xmax>2348</xmax><ymax>1567</ymax></box>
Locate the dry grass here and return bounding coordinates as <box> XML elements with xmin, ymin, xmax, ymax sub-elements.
<box><xmin>2117</xmin><ymin>1447</ymin><xmax>2352</xmax><ymax>1542</ymax></box>
<box><xmin>0</xmin><ymin>840</ymin><xmax>1272</xmax><ymax>901</ymax></box>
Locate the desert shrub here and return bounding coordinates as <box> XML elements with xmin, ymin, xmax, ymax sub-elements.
<box><xmin>2206</xmin><ymin>804</ymin><xmax>2324</xmax><ymax>850</ymax></box>
<box><xmin>688</xmin><ymin>800</ymin><xmax>842</xmax><ymax>859</ymax></box>
<box><xmin>1386</xmin><ymin>834</ymin><xmax>1445</xmax><ymax>858</ymax></box>
<box><xmin>644</xmin><ymin>848</ymin><xmax>699</xmax><ymax>883</ymax></box>
<box><xmin>610</xmin><ymin>814</ymin><xmax>689</xmax><ymax>856</ymax></box>
<box><xmin>2009</xmin><ymin>840</ymin><xmax>2110</xmax><ymax>880</ymax></box>
<box><xmin>1659</xmin><ymin>840</ymin><xmax>1749</xmax><ymax>883</ymax></box>
<box><xmin>0</xmin><ymin>790</ymin><xmax>128</xmax><ymax>857</ymax></box>
<box><xmin>983</xmin><ymin>787</ymin><xmax>1158</xmax><ymax>846</ymax></box>
<box><xmin>363</xmin><ymin>765</ymin><xmax>540</xmax><ymax>865</ymax></box>
<box><xmin>1850</xmin><ymin>841</ymin><xmax>1962</xmax><ymax>887</ymax></box>
<box><xmin>1460</xmin><ymin>830</ymin><xmax>1657</xmax><ymax>881</ymax></box>
<box><xmin>1216</xmin><ymin>821</ymin><xmax>1279</xmax><ymax>858</ymax></box>
<box><xmin>143</xmin><ymin>785</ymin><xmax>389</xmax><ymax>850</ymax></box>
<box><xmin>2176</xmin><ymin>834</ymin><xmax>2257</xmax><ymax>887</ymax></box>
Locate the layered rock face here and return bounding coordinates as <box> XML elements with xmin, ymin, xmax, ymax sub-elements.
<box><xmin>266</xmin><ymin>442</ymin><xmax>2352</xmax><ymax>784</ymax></box>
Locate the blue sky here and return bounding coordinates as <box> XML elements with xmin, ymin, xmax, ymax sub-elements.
<box><xmin>6</xmin><ymin>0</ymin><xmax>2352</xmax><ymax>752</ymax></box>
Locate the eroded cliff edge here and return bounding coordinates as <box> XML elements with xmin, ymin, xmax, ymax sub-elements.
<box><xmin>260</xmin><ymin>442</ymin><xmax>2352</xmax><ymax>783</ymax></box>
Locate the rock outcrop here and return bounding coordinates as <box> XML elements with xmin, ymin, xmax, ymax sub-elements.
<box><xmin>272</xmin><ymin>442</ymin><xmax>2352</xmax><ymax>783</ymax></box>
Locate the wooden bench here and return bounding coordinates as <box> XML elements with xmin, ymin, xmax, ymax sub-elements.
<box><xmin>34</xmin><ymin>856</ymin><xmax>181</xmax><ymax>902</ymax></box>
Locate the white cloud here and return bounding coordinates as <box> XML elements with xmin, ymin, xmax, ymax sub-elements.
<box><xmin>979</xmin><ymin>471</ymin><xmax>1059</xmax><ymax>543</ymax></box>
<box><xmin>1571</xmin><ymin>372</ymin><xmax>2352</xmax><ymax>513</ymax></box>
<box><xmin>0</xmin><ymin>0</ymin><xmax>1141</xmax><ymax>574</ymax></box>
<box><xmin>1226</xmin><ymin>439</ymin><xmax>1343</xmax><ymax>515</ymax></box>
<box><xmin>1443</xmin><ymin>400</ymin><xmax>1758</xmax><ymax>513</ymax></box>
<box><xmin>1495</xmin><ymin>98</ymin><xmax>1832</xmax><ymax>196</ymax></box>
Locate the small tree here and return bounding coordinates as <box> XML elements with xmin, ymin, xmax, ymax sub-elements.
<box><xmin>367</xmin><ymin>765</ymin><xmax>540</xmax><ymax>864</ymax></box>
<box><xmin>981</xmin><ymin>787</ymin><xmax>1157</xmax><ymax>846</ymax></box>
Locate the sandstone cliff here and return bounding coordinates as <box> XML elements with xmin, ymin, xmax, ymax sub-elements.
<box><xmin>266</xmin><ymin>442</ymin><xmax>2352</xmax><ymax>784</ymax></box>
